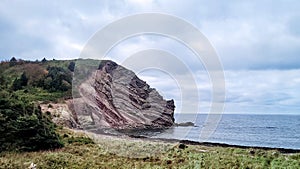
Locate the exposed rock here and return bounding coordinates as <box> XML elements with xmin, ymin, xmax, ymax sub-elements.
<box><xmin>73</xmin><ymin>60</ymin><xmax>175</xmax><ymax>131</ymax></box>
<box><xmin>175</xmin><ymin>122</ymin><xmax>195</xmax><ymax>127</ymax></box>
<box><xmin>40</xmin><ymin>101</ymin><xmax>80</xmax><ymax>128</ymax></box>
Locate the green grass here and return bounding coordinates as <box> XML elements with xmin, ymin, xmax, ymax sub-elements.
<box><xmin>1</xmin><ymin>128</ymin><xmax>299</xmax><ymax>169</ymax></box>
<box><xmin>12</xmin><ymin>87</ymin><xmax>70</xmax><ymax>102</ymax></box>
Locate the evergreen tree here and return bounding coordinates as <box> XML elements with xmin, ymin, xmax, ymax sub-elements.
<box><xmin>9</xmin><ymin>57</ymin><xmax>17</xmax><ymax>66</ymax></box>
<box><xmin>0</xmin><ymin>92</ymin><xmax>64</xmax><ymax>151</ymax></box>
<box><xmin>12</xmin><ymin>78</ymin><xmax>22</xmax><ymax>91</ymax></box>
<box><xmin>38</xmin><ymin>66</ymin><xmax>72</xmax><ymax>92</ymax></box>
<box><xmin>20</xmin><ymin>72</ymin><xmax>28</xmax><ymax>86</ymax></box>
<box><xmin>68</xmin><ymin>61</ymin><xmax>75</xmax><ymax>72</ymax></box>
<box><xmin>10</xmin><ymin>57</ymin><xmax>17</xmax><ymax>62</ymax></box>
<box><xmin>12</xmin><ymin>72</ymin><xmax>28</xmax><ymax>91</ymax></box>
<box><xmin>42</xmin><ymin>58</ymin><xmax>47</xmax><ymax>63</ymax></box>
<box><xmin>0</xmin><ymin>74</ymin><xmax>5</xmax><ymax>86</ymax></box>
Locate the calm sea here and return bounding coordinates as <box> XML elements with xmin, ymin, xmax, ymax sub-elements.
<box><xmin>151</xmin><ymin>114</ymin><xmax>300</xmax><ymax>150</ymax></box>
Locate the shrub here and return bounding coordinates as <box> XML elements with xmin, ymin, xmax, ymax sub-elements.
<box><xmin>68</xmin><ymin>61</ymin><xmax>75</xmax><ymax>72</ymax></box>
<box><xmin>67</xmin><ymin>136</ymin><xmax>94</xmax><ymax>145</ymax></box>
<box><xmin>0</xmin><ymin>92</ymin><xmax>64</xmax><ymax>152</ymax></box>
<box><xmin>12</xmin><ymin>72</ymin><xmax>28</xmax><ymax>91</ymax></box>
<box><xmin>38</xmin><ymin>66</ymin><xmax>72</xmax><ymax>92</ymax></box>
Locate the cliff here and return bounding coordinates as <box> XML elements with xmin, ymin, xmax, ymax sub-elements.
<box><xmin>1</xmin><ymin>58</ymin><xmax>175</xmax><ymax>132</ymax></box>
<box><xmin>73</xmin><ymin>60</ymin><xmax>175</xmax><ymax>131</ymax></box>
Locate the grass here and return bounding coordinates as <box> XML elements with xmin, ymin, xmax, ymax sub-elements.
<box><xmin>0</xmin><ymin>128</ymin><xmax>299</xmax><ymax>169</ymax></box>
<box><xmin>13</xmin><ymin>87</ymin><xmax>70</xmax><ymax>102</ymax></box>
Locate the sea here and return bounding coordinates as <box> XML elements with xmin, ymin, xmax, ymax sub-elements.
<box><xmin>151</xmin><ymin>114</ymin><xmax>300</xmax><ymax>150</ymax></box>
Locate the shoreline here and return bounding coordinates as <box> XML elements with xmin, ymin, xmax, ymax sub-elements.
<box><xmin>129</xmin><ymin>135</ymin><xmax>300</xmax><ymax>154</ymax></box>
<box><xmin>84</xmin><ymin>129</ymin><xmax>300</xmax><ymax>154</ymax></box>
<box><xmin>2</xmin><ymin>128</ymin><xmax>300</xmax><ymax>168</ymax></box>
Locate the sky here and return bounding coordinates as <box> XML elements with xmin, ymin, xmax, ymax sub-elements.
<box><xmin>0</xmin><ymin>0</ymin><xmax>300</xmax><ymax>114</ymax></box>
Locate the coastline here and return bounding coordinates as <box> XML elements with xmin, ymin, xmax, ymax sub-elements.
<box><xmin>84</xmin><ymin>129</ymin><xmax>300</xmax><ymax>154</ymax></box>
<box><xmin>1</xmin><ymin>128</ymin><xmax>300</xmax><ymax>168</ymax></box>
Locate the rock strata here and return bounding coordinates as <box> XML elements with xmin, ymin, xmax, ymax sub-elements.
<box><xmin>74</xmin><ymin>60</ymin><xmax>175</xmax><ymax>130</ymax></box>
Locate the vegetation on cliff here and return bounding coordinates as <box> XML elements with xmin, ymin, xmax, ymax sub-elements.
<box><xmin>0</xmin><ymin>92</ymin><xmax>63</xmax><ymax>151</ymax></box>
<box><xmin>0</xmin><ymin>58</ymin><xmax>75</xmax><ymax>152</ymax></box>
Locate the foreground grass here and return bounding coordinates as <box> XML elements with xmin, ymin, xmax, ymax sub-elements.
<box><xmin>1</xmin><ymin>129</ymin><xmax>299</xmax><ymax>169</ymax></box>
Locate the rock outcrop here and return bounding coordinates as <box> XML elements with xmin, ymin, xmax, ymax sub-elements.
<box><xmin>73</xmin><ymin>60</ymin><xmax>175</xmax><ymax>131</ymax></box>
<box><xmin>175</xmin><ymin>122</ymin><xmax>195</xmax><ymax>127</ymax></box>
<box><xmin>40</xmin><ymin>102</ymin><xmax>80</xmax><ymax>128</ymax></box>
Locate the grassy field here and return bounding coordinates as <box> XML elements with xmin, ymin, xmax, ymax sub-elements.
<box><xmin>1</xmin><ymin>128</ymin><xmax>299</xmax><ymax>169</ymax></box>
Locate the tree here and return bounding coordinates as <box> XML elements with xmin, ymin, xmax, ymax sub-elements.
<box><xmin>20</xmin><ymin>72</ymin><xmax>28</xmax><ymax>86</ymax></box>
<box><xmin>38</xmin><ymin>66</ymin><xmax>72</xmax><ymax>92</ymax></box>
<box><xmin>12</xmin><ymin>72</ymin><xmax>28</xmax><ymax>91</ymax></box>
<box><xmin>68</xmin><ymin>61</ymin><xmax>75</xmax><ymax>72</ymax></box>
<box><xmin>42</xmin><ymin>58</ymin><xmax>47</xmax><ymax>63</ymax></box>
<box><xmin>10</xmin><ymin>57</ymin><xmax>17</xmax><ymax>62</ymax></box>
<box><xmin>0</xmin><ymin>74</ymin><xmax>5</xmax><ymax>87</ymax></box>
<box><xmin>12</xmin><ymin>78</ymin><xmax>22</xmax><ymax>91</ymax></box>
<box><xmin>0</xmin><ymin>93</ymin><xmax>64</xmax><ymax>151</ymax></box>
<box><xmin>9</xmin><ymin>57</ymin><xmax>17</xmax><ymax>66</ymax></box>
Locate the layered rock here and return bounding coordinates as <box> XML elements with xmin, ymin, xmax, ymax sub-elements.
<box><xmin>73</xmin><ymin>60</ymin><xmax>175</xmax><ymax>130</ymax></box>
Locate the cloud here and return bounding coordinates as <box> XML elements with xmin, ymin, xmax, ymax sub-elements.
<box><xmin>137</xmin><ymin>69</ymin><xmax>300</xmax><ymax>114</ymax></box>
<box><xmin>153</xmin><ymin>0</ymin><xmax>300</xmax><ymax>70</ymax></box>
<box><xmin>126</xmin><ymin>0</ymin><xmax>156</xmax><ymax>10</ymax></box>
<box><xmin>0</xmin><ymin>0</ymin><xmax>123</xmax><ymax>60</ymax></box>
<box><xmin>1</xmin><ymin>0</ymin><xmax>300</xmax><ymax>69</ymax></box>
<box><xmin>1</xmin><ymin>0</ymin><xmax>300</xmax><ymax>114</ymax></box>
<box><xmin>224</xmin><ymin>69</ymin><xmax>300</xmax><ymax>114</ymax></box>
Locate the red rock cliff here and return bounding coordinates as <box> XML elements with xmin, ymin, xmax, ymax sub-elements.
<box><xmin>73</xmin><ymin>60</ymin><xmax>175</xmax><ymax>131</ymax></box>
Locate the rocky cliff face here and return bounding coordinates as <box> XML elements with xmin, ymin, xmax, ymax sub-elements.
<box><xmin>40</xmin><ymin>102</ymin><xmax>79</xmax><ymax>129</ymax></box>
<box><xmin>73</xmin><ymin>60</ymin><xmax>175</xmax><ymax>131</ymax></box>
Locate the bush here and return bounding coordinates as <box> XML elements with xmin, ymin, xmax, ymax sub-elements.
<box><xmin>67</xmin><ymin>136</ymin><xmax>94</xmax><ymax>145</ymax></box>
<box><xmin>0</xmin><ymin>92</ymin><xmax>64</xmax><ymax>152</ymax></box>
<box><xmin>12</xmin><ymin>72</ymin><xmax>28</xmax><ymax>91</ymax></box>
<box><xmin>12</xmin><ymin>77</ymin><xmax>22</xmax><ymax>91</ymax></box>
<box><xmin>68</xmin><ymin>61</ymin><xmax>75</xmax><ymax>72</ymax></box>
<box><xmin>38</xmin><ymin>66</ymin><xmax>72</xmax><ymax>92</ymax></box>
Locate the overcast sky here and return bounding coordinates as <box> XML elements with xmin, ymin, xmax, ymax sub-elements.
<box><xmin>0</xmin><ymin>0</ymin><xmax>300</xmax><ymax>114</ymax></box>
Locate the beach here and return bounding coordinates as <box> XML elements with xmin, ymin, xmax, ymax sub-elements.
<box><xmin>1</xmin><ymin>128</ymin><xmax>299</xmax><ymax>168</ymax></box>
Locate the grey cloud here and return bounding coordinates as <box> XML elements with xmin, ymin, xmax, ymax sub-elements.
<box><xmin>223</xmin><ymin>70</ymin><xmax>300</xmax><ymax>113</ymax></box>
<box><xmin>1</xmin><ymin>0</ymin><xmax>300</xmax><ymax>70</ymax></box>
<box><xmin>288</xmin><ymin>15</ymin><xmax>300</xmax><ymax>37</ymax></box>
<box><xmin>1</xmin><ymin>0</ymin><xmax>300</xmax><ymax>115</ymax></box>
<box><xmin>139</xmin><ymin>69</ymin><xmax>300</xmax><ymax>114</ymax></box>
<box><xmin>0</xmin><ymin>0</ymin><xmax>124</xmax><ymax>60</ymax></box>
<box><xmin>0</xmin><ymin>15</ymin><xmax>51</xmax><ymax>60</ymax></box>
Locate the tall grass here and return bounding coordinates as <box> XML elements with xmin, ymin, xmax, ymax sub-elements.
<box><xmin>1</xmin><ymin>128</ymin><xmax>299</xmax><ymax>169</ymax></box>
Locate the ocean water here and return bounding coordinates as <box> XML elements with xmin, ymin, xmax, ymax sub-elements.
<box><xmin>152</xmin><ymin>114</ymin><xmax>300</xmax><ymax>150</ymax></box>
